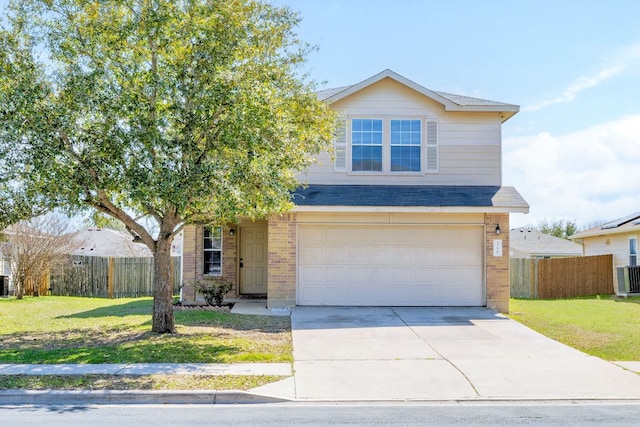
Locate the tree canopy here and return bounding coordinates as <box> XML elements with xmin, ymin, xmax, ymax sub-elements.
<box><xmin>534</xmin><ymin>218</ymin><xmax>578</xmax><ymax>240</ymax></box>
<box><xmin>0</xmin><ymin>0</ymin><xmax>336</xmax><ymax>332</ymax></box>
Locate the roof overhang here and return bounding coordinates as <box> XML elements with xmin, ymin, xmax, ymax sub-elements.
<box><xmin>292</xmin><ymin>185</ymin><xmax>530</xmax><ymax>214</ymax></box>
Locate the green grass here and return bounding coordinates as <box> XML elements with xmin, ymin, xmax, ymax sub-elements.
<box><xmin>509</xmin><ymin>296</ymin><xmax>640</xmax><ymax>361</ymax></box>
<box><xmin>0</xmin><ymin>375</ymin><xmax>285</xmax><ymax>391</ymax></box>
<box><xmin>0</xmin><ymin>296</ymin><xmax>292</xmax><ymax>364</ymax></box>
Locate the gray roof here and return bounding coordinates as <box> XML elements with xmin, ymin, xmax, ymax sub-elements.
<box><xmin>510</xmin><ymin>227</ymin><xmax>582</xmax><ymax>257</ymax></box>
<box><xmin>72</xmin><ymin>229</ymin><xmax>152</xmax><ymax>257</ymax></box>
<box><xmin>572</xmin><ymin>212</ymin><xmax>640</xmax><ymax>239</ymax></box>
<box><xmin>292</xmin><ymin>185</ymin><xmax>529</xmax><ymax>211</ymax></box>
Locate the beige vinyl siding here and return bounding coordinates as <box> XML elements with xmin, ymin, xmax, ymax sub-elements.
<box><xmin>301</xmin><ymin>144</ymin><xmax>501</xmax><ymax>186</ymax></box>
<box><xmin>301</xmin><ymin>77</ymin><xmax>503</xmax><ymax>186</ymax></box>
<box><xmin>582</xmin><ymin>233</ymin><xmax>638</xmax><ymax>268</ymax></box>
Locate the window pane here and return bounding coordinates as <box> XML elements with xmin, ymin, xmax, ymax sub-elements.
<box><xmin>351</xmin><ymin>119</ymin><xmax>382</xmax><ymax>171</ymax></box>
<box><xmin>391</xmin><ymin>146</ymin><xmax>420</xmax><ymax>172</ymax></box>
<box><xmin>630</xmin><ymin>238</ymin><xmax>637</xmax><ymax>255</ymax></box>
<box><xmin>391</xmin><ymin>119</ymin><xmax>421</xmax><ymax>172</ymax></box>
<box><xmin>204</xmin><ymin>251</ymin><xmax>222</xmax><ymax>275</ymax></box>
<box><xmin>203</xmin><ymin>226</ymin><xmax>222</xmax><ymax>275</ymax></box>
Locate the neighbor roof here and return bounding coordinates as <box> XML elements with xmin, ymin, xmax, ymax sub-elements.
<box><xmin>72</xmin><ymin>228</ymin><xmax>152</xmax><ymax>257</ymax></box>
<box><xmin>571</xmin><ymin>212</ymin><xmax>640</xmax><ymax>240</ymax></box>
<box><xmin>510</xmin><ymin>227</ymin><xmax>582</xmax><ymax>258</ymax></box>
<box><xmin>292</xmin><ymin>185</ymin><xmax>529</xmax><ymax>213</ymax></box>
<box><xmin>317</xmin><ymin>69</ymin><xmax>520</xmax><ymax>122</ymax></box>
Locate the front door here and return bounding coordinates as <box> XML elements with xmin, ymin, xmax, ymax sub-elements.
<box><xmin>239</xmin><ymin>225</ymin><xmax>268</xmax><ymax>295</ymax></box>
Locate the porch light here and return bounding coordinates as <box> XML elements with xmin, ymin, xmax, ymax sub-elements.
<box><xmin>229</xmin><ymin>229</ymin><xmax>235</xmax><ymax>236</ymax></box>
<box><xmin>495</xmin><ymin>224</ymin><xmax>501</xmax><ymax>235</ymax></box>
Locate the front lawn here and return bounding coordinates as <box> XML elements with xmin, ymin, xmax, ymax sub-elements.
<box><xmin>0</xmin><ymin>296</ymin><xmax>292</xmax><ymax>364</ymax></box>
<box><xmin>509</xmin><ymin>296</ymin><xmax>640</xmax><ymax>361</ymax></box>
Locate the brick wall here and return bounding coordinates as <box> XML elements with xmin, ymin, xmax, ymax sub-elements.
<box><xmin>180</xmin><ymin>224</ymin><xmax>238</xmax><ymax>304</ymax></box>
<box><xmin>485</xmin><ymin>213</ymin><xmax>510</xmax><ymax>312</ymax></box>
<box><xmin>267</xmin><ymin>213</ymin><xmax>297</xmax><ymax>308</ymax></box>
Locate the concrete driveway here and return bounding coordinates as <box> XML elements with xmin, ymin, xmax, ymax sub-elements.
<box><xmin>287</xmin><ymin>306</ymin><xmax>640</xmax><ymax>401</ymax></box>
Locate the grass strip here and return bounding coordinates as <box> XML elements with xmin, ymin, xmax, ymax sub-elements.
<box><xmin>0</xmin><ymin>375</ymin><xmax>286</xmax><ymax>391</ymax></box>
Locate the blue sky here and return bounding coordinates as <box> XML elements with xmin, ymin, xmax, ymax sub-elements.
<box><xmin>273</xmin><ymin>0</ymin><xmax>640</xmax><ymax>229</ymax></box>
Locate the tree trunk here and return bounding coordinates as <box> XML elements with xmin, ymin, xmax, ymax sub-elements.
<box><xmin>151</xmin><ymin>239</ymin><xmax>176</xmax><ymax>334</ymax></box>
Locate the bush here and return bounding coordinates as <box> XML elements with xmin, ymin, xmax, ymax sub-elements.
<box><xmin>196</xmin><ymin>281</ymin><xmax>232</xmax><ymax>307</ymax></box>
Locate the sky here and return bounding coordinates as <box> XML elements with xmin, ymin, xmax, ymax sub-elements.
<box><xmin>272</xmin><ymin>0</ymin><xmax>640</xmax><ymax>229</ymax></box>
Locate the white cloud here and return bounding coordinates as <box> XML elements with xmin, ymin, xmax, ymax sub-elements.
<box><xmin>524</xmin><ymin>43</ymin><xmax>640</xmax><ymax>113</ymax></box>
<box><xmin>504</xmin><ymin>114</ymin><xmax>640</xmax><ymax>228</ymax></box>
<box><xmin>524</xmin><ymin>65</ymin><xmax>625</xmax><ymax>112</ymax></box>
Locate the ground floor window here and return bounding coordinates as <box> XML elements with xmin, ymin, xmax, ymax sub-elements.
<box><xmin>203</xmin><ymin>226</ymin><xmax>222</xmax><ymax>276</ymax></box>
<box><xmin>630</xmin><ymin>237</ymin><xmax>637</xmax><ymax>266</ymax></box>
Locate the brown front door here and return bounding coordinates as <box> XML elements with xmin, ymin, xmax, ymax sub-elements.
<box><xmin>239</xmin><ymin>225</ymin><xmax>268</xmax><ymax>295</ymax></box>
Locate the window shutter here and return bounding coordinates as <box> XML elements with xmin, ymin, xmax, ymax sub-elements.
<box><xmin>426</xmin><ymin>120</ymin><xmax>438</xmax><ymax>172</ymax></box>
<box><xmin>333</xmin><ymin>116</ymin><xmax>347</xmax><ymax>172</ymax></box>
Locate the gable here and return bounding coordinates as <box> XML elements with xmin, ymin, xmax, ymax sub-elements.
<box><xmin>330</xmin><ymin>78</ymin><xmax>446</xmax><ymax>116</ymax></box>
<box><xmin>321</xmin><ymin>69</ymin><xmax>519</xmax><ymax>122</ymax></box>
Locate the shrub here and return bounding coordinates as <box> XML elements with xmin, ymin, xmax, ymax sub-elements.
<box><xmin>196</xmin><ymin>281</ymin><xmax>232</xmax><ymax>307</ymax></box>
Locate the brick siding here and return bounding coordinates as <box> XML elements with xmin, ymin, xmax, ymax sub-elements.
<box><xmin>485</xmin><ymin>213</ymin><xmax>510</xmax><ymax>312</ymax></box>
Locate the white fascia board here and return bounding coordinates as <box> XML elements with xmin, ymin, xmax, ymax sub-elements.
<box><xmin>292</xmin><ymin>205</ymin><xmax>530</xmax><ymax>214</ymax></box>
<box><xmin>571</xmin><ymin>225</ymin><xmax>640</xmax><ymax>240</ymax></box>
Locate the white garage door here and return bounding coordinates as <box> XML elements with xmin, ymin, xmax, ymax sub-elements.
<box><xmin>297</xmin><ymin>224</ymin><xmax>484</xmax><ymax>306</ymax></box>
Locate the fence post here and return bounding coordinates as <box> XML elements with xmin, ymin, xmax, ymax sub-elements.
<box><xmin>533</xmin><ymin>259</ymin><xmax>539</xmax><ymax>298</ymax></box>
<box><xmin>108</xmin><ymin>257</ymin><xmax>115</xmax><ymax>299</ymax></box>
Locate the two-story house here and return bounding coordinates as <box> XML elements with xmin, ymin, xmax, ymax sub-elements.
<box><xmin>180</xmin><ymin>70</ymin><xmax>529</xmax><ymax>312</ymax></box>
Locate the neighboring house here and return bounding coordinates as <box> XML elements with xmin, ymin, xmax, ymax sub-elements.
<box><xmin>72</xmin><ymin>228</ymin><xmax>153</xmax><ymax>257</ymax></box>
<box><xmin>181</xmin><ymin>70</ymin><xmax>529</xmax><ymax>312</ymax></box>
<box><xmin>571</xmin><ymin>212</ymin><xmax>640</xmax><ymax>292</ymax></box>
<box><xmin>510</xmin><ymin>227</ymin><xmax>582</xmax><ymax>259</ymax></box>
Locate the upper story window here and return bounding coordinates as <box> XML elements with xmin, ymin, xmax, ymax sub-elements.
<box><xmin>630</xmin><ymin>237</ymin><xmax>637</xmax><ymax>266</ymax></box>
<box><xmin>351</xmin><ymin>118</ymin><xmax>383</xmax><ymax>172</ymax></box>
<box><xmin>203</xmin><ymin>226</ymin><xmax>222</xmax><ymax>276</ymax></box>
<box><xmin>335</xmin><ymin>117</ymin><xmax>438</xmax><ymax>174</ymax></box>
<box><xmin>391</xmin><ymin>119</ymin><xmax>421</xmax><ymax>172</ymax></box>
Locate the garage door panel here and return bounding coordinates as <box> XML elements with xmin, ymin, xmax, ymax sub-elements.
<box><xmin>298</xmin><ymin>224</ymin><xmax>484</xmax><ymax>306</ymax></box>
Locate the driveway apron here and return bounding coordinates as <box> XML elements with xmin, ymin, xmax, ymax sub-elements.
<box><xmin>290</xmin><ymin>306</ymin><xmax>640</xmax><ymax>401</ymax></box>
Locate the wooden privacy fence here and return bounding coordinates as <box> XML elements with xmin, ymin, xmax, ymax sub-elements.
<box><xmin>510</xmin><ymin>254</ymin><xmax>613</xmax><ymax>299</ymax></box>
<box><xmin>49</xmin><ymin>255</ymin><xmax>181</xmax><ymax>298</ymax></box>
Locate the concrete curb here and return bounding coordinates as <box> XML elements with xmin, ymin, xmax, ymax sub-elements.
<box><xmin>0</xmin><ymin>389</ymin><xmax>291</xmax><ymax>405</ymax></box>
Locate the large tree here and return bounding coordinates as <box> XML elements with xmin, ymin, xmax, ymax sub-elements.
<box><xmin>0</xmin><ymin>0</ymin><xmax>335</xmax><ymax>333</ymax></box>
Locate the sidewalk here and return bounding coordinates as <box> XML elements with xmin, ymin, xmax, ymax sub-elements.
<box><xmin>0</xmin><ymin>362</ymin><xmax>294</xmax><ymax>405</ymax></box>
<box><xmin>0</xmin><ymin>362</ymin><xmax>291</xmax><ymax>376</ymax></box>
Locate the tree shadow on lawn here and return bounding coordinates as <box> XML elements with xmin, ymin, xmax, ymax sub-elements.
<box><xmin>56</xmin><ymin>300</ymin><xmax>290</xmax><ymax>334</ymax></box>
<box><xmin>0</xmin><ymin>329</ymin><xmax>243</xmax><ymax>364</ymax></box>
<box><xmin>56</xmin><ymin>299</ymin><xmax>153</xmax><ymax>319</ymax></box>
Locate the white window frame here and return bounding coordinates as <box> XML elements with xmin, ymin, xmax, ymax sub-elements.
<box><xmin>345</xmin><ymin>116</ymin><xmax>438</xmax><ymax>175</ymax></box>
<box><xmin>203</xmin><ymin>226</ymin><xmax>223</xmax><ymax>276</ymax></box>
<box><xmin>630</xmin><ymin>237</ymin><xmax>637</xmax><ymax>266</ymax></box>
<box><xmin>390</xmin><ymin>119</ymin><xmax>422</xmax><ymax>172</ymax></box>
